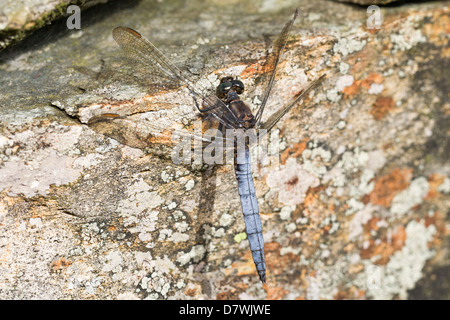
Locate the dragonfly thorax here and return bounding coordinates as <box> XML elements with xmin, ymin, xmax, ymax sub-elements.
<box><xmin>228</xmin><ymin>99</ymin><xmax>256</xmax><ymax>129</ymax></box>
<box><xmin>217</xmin><ymin>76</ymin><xmax>255</xmax><ymax>129</ymax></box>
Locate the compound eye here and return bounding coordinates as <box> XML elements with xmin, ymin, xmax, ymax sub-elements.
<box><xmin>220</xmin><ymin>76</ymin><xmax>234</xmax><ymax>84</ymax></box>
<box><xmin>218</xmin><ymin>81</ymin><xmax>232</xmax><ymax>97</ymax></box>
<box><xmin>231</xmin><ymin>80</ymin><xmax>244</xmax><ymax>94</ymax></box>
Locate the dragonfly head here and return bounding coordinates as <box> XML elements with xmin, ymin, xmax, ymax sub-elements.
<box><xmin>216</xmin><ymin>76</ymin><xmax>244</xmax><ymax>99</ymax></box>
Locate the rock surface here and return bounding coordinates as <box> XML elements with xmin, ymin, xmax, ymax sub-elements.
<box><xmin>0</xmin><ymin>0</ymin><xmax>448</xmax><ymax>299</ymax></box>
<box><xmin>0</xmin><ymin>0</ymin><xmax>109</xmax><ymax>50</ymax></box>
<box><xmin>335</xmin><ymin>0</ymin><xmax>401</xmax><ymax>5</ymax></box>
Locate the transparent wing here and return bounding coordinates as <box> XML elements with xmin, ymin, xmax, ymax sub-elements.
<box><xmin>259</xmin><ymin>74</ymin><xmax>325</xmax><ymax>133</ymax></box>
<box><xmin>112</xmin><ymin>26</ymin><xmax>241</xmax><ymax>130</ymax></box>
<box><xmin>87</xmin><ymin>111</ymin><xmax>237</xmax><ymax>158</ymax></box>
<box><xmin>254</xmin><ymin>8</ymin><xmax>301</xmax><ymax>126</ymax></box>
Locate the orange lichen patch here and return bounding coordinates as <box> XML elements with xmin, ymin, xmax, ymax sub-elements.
<box><xmin>342</xmin><ymin>80</ymin><xmax>361</xmax><ymax>98</ymax></box>
<box><xmin>240</xmin><ymin>63</ymin><xmax>261</xmax><ymax>79</ymax></box>
<box><xmin>366</xmin><ymin>168</ymin><xmax>413</xmax><ymax>207</ymax></box>
<box><xmin>265</xmin><ymin>242</ymin><xmax>300</xmax><ymax>277</ymax></box>
<box><xmin>425</xmin><ymin>173</ymin><xmax>446</xmax><ymax>199</ymax></box>
<box><xmin>334</xmin><ymin>287</ymin><xmax>366</xmax><ymax>300</ymax></box>
<box><xmin>303</xmin><ymin>185</ymin><xmax>327</xmax><ymax>208</ymax></box>
<box><xmin>265</xmin><ymin>285</ymin><xmax>289</xmax><ymax>300</ymax></box>
<box><xmin>441</xmin><ymin>47</ymin><xmax>450</xmax><ymax>59</ymax></box>
<box><xmin>369</xmin><ymin>96</ymin><xmax>395</xmax><ymax>120</ymax></box>
<box><xmin>424</xmin><ymin>212</ymin><xmax>446</xmax><ymax>248</ymax></box>
<box><xmin>360</xmin><ymin>73</ymin><xmax>383</xmax><ymax>90</ymax></box>
<box><xmin>0</xmin><ymin>244</ymin><xmax>12</xmax><ymax>265</ymax></box>
<box><xmin>367</xmin><ymin>27</ymin><xmax>381</xmax><ymax>36</ymax></box>
<box><xmin>360</xmin><ymin>225</ymin><xmax>406</xmax><ymax>265</ymax></box>
<box><xmin>366</xmin><ymin>217</ymin><xmax>382</xmax><ymax>232</ymax></box>
<box><xmin>344</xmin><ymin>243</ymin><xmax>356</xmax><ymax>252</ymax></box>
<box><xmin>184</xmin><ymin>287</ymin><xmax>197</xmax><ymax>297</ymax></box>
<box><xmin>303</xmin><ymin>190</ymin><xmax>318</xmax><ymax>208</ymax></box>
<box><xmin>423</xmin><ymin>9</ymin><xmax>450</xmax><ymax>46</ymax></box>
<box><xmin>424</xmin><ymin>211</ymin><xmax>445</xmax><ymax>232</ymax></box>
<box><xmin>217</xmin><ymin>289</ymin><xmax>240</xmax><ymax>300</ymax></box>
<box><xmin>334</xmin><ymin>288</ymin><xmax>350</xmax><ymax>300</ymax></box>
<box><xmin>0</xmin><ymin>189</ymin><xmax>16</xmax><ymax>207</ymax></box>
<box><xmin>51</xmin><ymin>257</ymin><xmax>71</xmax><ymax>272</ymax></box>
<box><xmin>342</xmin><ymin>73</ymin><xmax>383</xmax><ymax>98</ymax></box>
<box><xmin>280</xmin><ymin>140</ymin><xmax>307</xmax><ymax>165</ymax></box>
<box><xmin>147</xmin><ymin>128</ymin><xmax>178</xmax><ymax>146</ymax></box>
<box><xmin>228</xmin><ymin>250</ymin><xmax>258</xmax><ymax>277</ymax></box>
<box><xmin>348</xmin><ymin>263</ymin><xmax>364</xmax><ymax>274</ymax></box>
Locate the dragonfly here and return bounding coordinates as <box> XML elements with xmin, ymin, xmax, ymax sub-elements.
<box><xmin>89</xmin><ymin>8</ymin><xmax>325</xmax><ymax>283</ymax></box>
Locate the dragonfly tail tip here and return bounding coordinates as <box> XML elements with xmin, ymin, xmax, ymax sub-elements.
<box><xmin>259</xmin><ymin>271</ymin><xmax>266</xmax><ymax>284</ymax></box>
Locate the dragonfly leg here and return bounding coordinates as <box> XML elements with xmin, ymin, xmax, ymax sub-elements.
<box><xmin>190</xmin><ymin>90</ymin><xmax>218</xmax><ymax>113</ymax></box>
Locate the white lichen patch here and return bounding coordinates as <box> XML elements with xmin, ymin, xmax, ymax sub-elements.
<box><xmin>29</xmin><ymin>217</ymin><xmax>43</xmax><ymax>228</ymax></box>
<box><xmin>117</xmin><ymin>178</ymin><xmax>162</xmax><ymax>236</ymax></box>
<box><xmin>219</xmin><ymin>212</ymin><xmax>234</xmax><ymax>227</ymax></box>
<box><xmin>326</xmin><ymin>88</ymin><xmax>341</xmax><ymax>103</ymax></box>
<box><xmin>171</xmin><ymin>232</ymin><xmax>189</xmax><ymax>242</ymax></box>
<box><xmin>161</xmin><ymin>170</ymin><xmax>172</xmax><ymax>183</ymax></box>
<box><xmin>144</xmin><ymin>255</ymin><xmax>177</xmax><ymax>275</ymax></box>
<box><xmin>306</xmin><ymin>275</ymin><xmax>322</xmax><ymax>300</ymax></box>
<box><xmin>72</xmin><ymin>153</ymin><xmax>103</xmax><ymax>170</ymax></box>
<box><xmin>337</xmin><ymin>148</ymin><xmax>369</xmax><ymax>173</ymax></box>
<box><xmin>185</xmin><ymin>179</ymin><xmax>195</xmax><ymax>191</ymax></box>
<box><xmin>141</xmin><ymin>270</ymin><xmax>173</xmax><ymax>298</ymax></box>
<box><xmin>351</xmin><ymin>169</ymin><xmax>375</xmax><ymax>198</ymax></box>
<box><xmin>280</xmin><ymin>246</ymin><xmax>301</xmax><ymax>256</ymax></box>
<box><xmin>336</xmin><ymin>75</ymin><xmax>354</xmax><ymax>92</ymax></box>
<box><xmin>285</xmin><ymin>222</ymin><xmax>296</xmax><ymax>233</ymax></box>
<box><xmin>279</xmin><ymin>205</ymin><xmax>295</xmax><ymax>221</ymax></box>
<box><xmin>368</xmin><ymin>83</ymin><xmax>384</xmax><ymax>95</ymax></box>
<box><xmin>325</xmin><ymin>147</ymin><xmax>368</xmax><ymax>188</ymax></box>
<box><xmin>361</xmin><ymin>219</ymin><xmax>435</xmax><ymax>299</ymax></box>
<box><xmin>345</xmin><ymin>198</ymin><xmax>365</xmax><ymax>216</ymax></box>
<box><xmin>0</xmin><ymin>125</ymin><xmax>88</xmax><ymax>197</ymax></box>
<box><xmin>266</xmin><ymin>158</ymin><xmax>320</xmax><ymax>206</ymax></box>
<box><xmin>213</xmin><ymin>227</ymin><xmax>225</xmax><ymax>238</ymax></box>
<box><xmin>390</xmin><ymin>30</ymin><xmax>426</xmax><ymax>52</ymax></box>
<box><xmin>120</xmin><ymin>145</ymin><xmax>145</xmax><ymax>159</ymax></box>
<box><xmin>102</xmin><ymin>250</ymin><xmax>124</xmax><ymax>273</ymax></box>
<box><xmin>390</xmin><ymin>177</ymin><xmax>429</xmax><ymax>218</ymax></box>
<box><xmin>0</xmin><ymin>150</ymin><xmax>81</xmax><ymax>197</ymax></box>
<box><xmin>366</xmin><ymin>150</ymin><xmax>386</xmax><ymax>172</ymax></box>
<box><xmin>333</xmin><ymin>37</ymin><xmax>367</xmax><ymax>57</ymax></box>
<box><xmin>176</xmin><ymin>245</ymin><xmax>206</xmax><ymax>266</ymax></box>
<box><xmin>336</xmin><ymin>120</ymin><xmax>346</xmax><ymax>130</ymax></box>
<box><xmin>117</xmin><ymin>292</ymin><xmax>140</xmax><ymax>300</ymax></box>
<box><xmin>158</xmin><ymin>228</ymin><xmax>172</xmax><ymax>241</ymax></box>
<box><xmin>175</xmin><ymin>221</ymin><xmax>189</xmax><ymax>233</ymax></box>
<box><xmin>129</xmin><ymin>210</ymin><xmax>159</xmax><ymax>242</ymax></box>
<box><xmin>437</xmin><ymin>177</ymin><xmax>450</xmax><ymax>194</ymax></box>
<box><xmin>348</xmin><ymin>204</ymin><xmax>379</xmax><ymax>240</ymax></box>
<box><xmin>302</xmin><ymin>145</ymin><xmax>331</xmax><ymax>180</ymax></box>
<box><xmin>167</xmin><ymin>202</ymin><xmax>177</xmax><ymax>210</ymax></box>
<box><xmin>339</xmin><ymin>62</ymin><xmax>350</xmax><ymax>74</ymax></box>
<box><xmin>168</xmin><ymin>221</ymin><xmax>190</xmax><ymax>242</ymax></box>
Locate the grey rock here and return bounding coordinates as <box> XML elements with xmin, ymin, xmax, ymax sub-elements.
<box><xmin>0</xmin><ymin>0</ymin><xmax>448</xmax><ymax>300</ymax></box>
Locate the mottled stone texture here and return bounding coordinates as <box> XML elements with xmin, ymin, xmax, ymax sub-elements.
<box><xmin>335</xmin><ymin>0</ymin><xmax>401</xmax><ymax>5</ymax></box>
<box><xmin>0</xmin><ymin>0</ymin><xmax>108</xmax><ymax>49</ymax></box>
<box><xmin>0</xmin><ymin>0</ymin><xmax>448</xmax><ymax>299</ymax></box>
